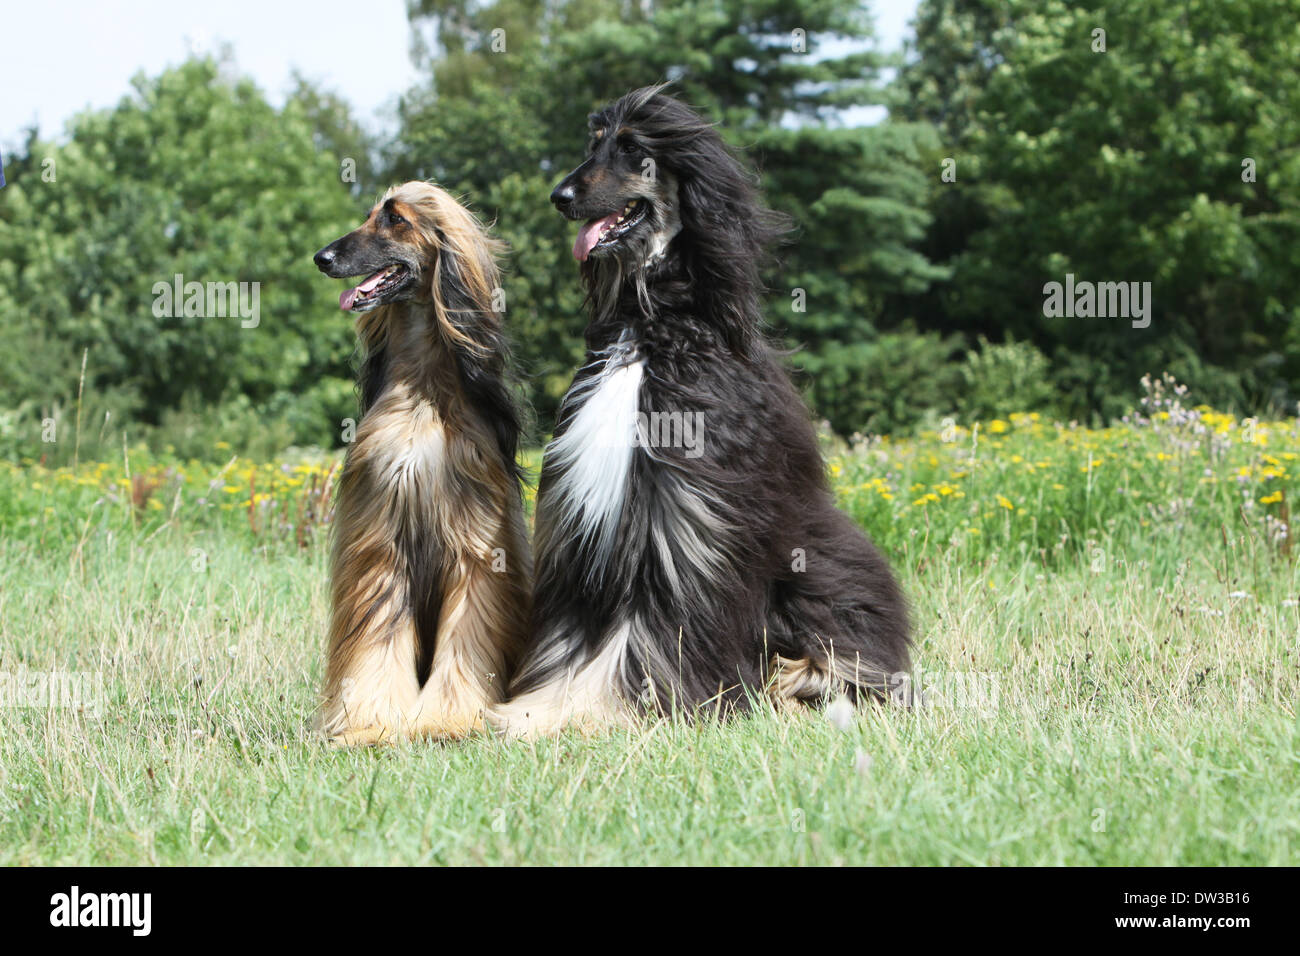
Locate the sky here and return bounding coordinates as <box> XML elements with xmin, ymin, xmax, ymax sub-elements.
<box><xmin>0</xmin><ymin>0</ymin><xmax>921</xmax><ymax>151</ymax></box>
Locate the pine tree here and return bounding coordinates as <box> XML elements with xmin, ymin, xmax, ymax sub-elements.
<box><xmin>390</xmin><ymin>0</ymin><xmax>946</xmax><ymax>434</ymax></box>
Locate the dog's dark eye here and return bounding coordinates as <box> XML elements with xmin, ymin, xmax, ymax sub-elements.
<box><xmin>385</xmin><ymin>211</ymin><xmax>407</xmax><ymax>228</ymax></box>
<box><xmin>618</xmin><ymin>140</ymin><xmax>640</xmax><ymax>156</ymax></box>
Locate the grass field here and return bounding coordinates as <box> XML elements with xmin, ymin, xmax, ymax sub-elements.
<box><xmin>1</xmin><ymin>378</ymin><xmax>1297</xmax><ymax>865</ymax></box>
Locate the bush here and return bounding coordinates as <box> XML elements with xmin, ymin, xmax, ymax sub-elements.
<box><xmin>957</xmin><ymin>337</ymin><xmax>1060</xmax><ymax>422</ymax></box>
<box><xmin>796</xmin><ymin>326</ymin><xmax>966</xmax><ymax>437</ymax></box>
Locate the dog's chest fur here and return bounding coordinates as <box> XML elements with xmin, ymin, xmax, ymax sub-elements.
<box><xmin>545</xmin><ymin>339</ymin><xmax>645</xmax><ymax>564</ymax></box>
<box><xmin>356</xmin><ymin>386</ymin><xmax>447</xmax><ymax>496</ymax></box>
<box><xmin>541</xmin><ymin>334</ymin><xmax>728</xmax><ymax>595</ymax></box>
<box><xmin>347</xmin><ymin>310</ymin><xmax>463</xmax><ymax>526</ymax></box>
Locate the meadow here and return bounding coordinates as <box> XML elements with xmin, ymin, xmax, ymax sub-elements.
<box><xmin>1</xmin><ymin>376</ymin><xmax>1297</xmax><ymax>865</ymax></box>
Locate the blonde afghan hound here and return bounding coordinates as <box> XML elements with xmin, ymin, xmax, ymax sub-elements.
<box><xmin>312</xmin><ymin>182</ymin><xmax>530</xmax><ymax>745</ymax></box>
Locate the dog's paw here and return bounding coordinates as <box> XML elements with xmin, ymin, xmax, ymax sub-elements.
<box><xmin>327</xmin><ymin>725</ymin><xmax>401</xmax><ymax>748</ymax></box>
<box><xmin>487</xmin><ymin>699</ymin><xmax>629</xmax><ymax>740</ymax></box>
<box><xmin>410</xmin><ymin>712</ymin><xmax>484</xmax><ymax>741</ymax></box>
<box><xmin>484</xmin><ymin>702</ymin><xmax>543</xmax><ymax>739</ymax></box>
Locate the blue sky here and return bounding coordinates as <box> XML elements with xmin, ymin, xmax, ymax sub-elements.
<box><xmin>1</xmin><ymin>0</ymin><xmax>921</xmax><ymax>151</ymax></box>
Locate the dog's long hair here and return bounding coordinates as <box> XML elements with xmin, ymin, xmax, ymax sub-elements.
<box><xmin>313</xmin><ymin>182</ymin><xmax>530</xmax><ymax>744</ymax></box>
<box><xmin>494</xmin><ymin>88</ymin><xmax>909</xmax><ymax>736</ymax></box>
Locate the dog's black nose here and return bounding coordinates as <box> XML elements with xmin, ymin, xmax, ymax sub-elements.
<box><xmin>314</xmin><ymin>247</ymin><xmax>335</xmax><ymax>273</ymax></box>
<box><xmin>550</xmin><ymin>182</ymin><xmax>576</xmax><ymax>208</ymax></box>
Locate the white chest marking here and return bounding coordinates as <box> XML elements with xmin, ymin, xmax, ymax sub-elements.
<box><xmin>547</xmin><ymin>348</ymin><xmax>644</xmax><ymax>566</ymax></box>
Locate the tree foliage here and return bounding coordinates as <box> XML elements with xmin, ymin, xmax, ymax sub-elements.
<box><xmin>391</xmin><ymin>0</ymin><xmax>944</xmax><ymax>432</ymax></box>
<box><xmin>896</xmin><ymin>0</ymin><xmax>1300</xmax><ymax>420</ymax></box>
<box><xmin>3</xmin><ymin>1</ymin><xmax>1298</xmax><ymax>460</ymax></box>
<box><xmin>0</xmin><ymin>57</ymin><xmax>366</xmax><ymax>459</ymax></box>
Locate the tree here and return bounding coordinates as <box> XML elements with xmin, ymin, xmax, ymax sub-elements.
<box><xmin>896</xmin><ymin>0</ymin><xmax>1300</xmax><ymax>420</ymax></box>
<box><xmin>389</xmin><ymin>0</ymin><xmax>946</xmax><ymax>434</ymax></box>
<box><xmin>0</xmin><ymin>56</ymin><xmax>370</xmax><ymax>460</ymax></box>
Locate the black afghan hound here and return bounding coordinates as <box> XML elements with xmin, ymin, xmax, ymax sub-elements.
<box><xmin>493</xmin><ymin>87</ymin><xmax>909</xmax><ymax>736</ymax></box>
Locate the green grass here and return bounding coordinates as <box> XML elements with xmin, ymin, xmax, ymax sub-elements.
<box><xmin>1</xmin><ymin>384</ymin><xmax>1298</xmax><ymax>864</ymax></box>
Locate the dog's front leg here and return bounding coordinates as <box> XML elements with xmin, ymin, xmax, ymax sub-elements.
<box><xmin>318</xmin><ymin>543</ymin><xmax>422</xmax><ymax>746</ymax></box>
<box><xmin>412</xmin><ymin>554</ymin><xmax>528</xmax><ymax>739</ymax></box>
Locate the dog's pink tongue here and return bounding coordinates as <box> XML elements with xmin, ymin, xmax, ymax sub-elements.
<box><xmin>338</xmin><ymin>270</ymin><xmax>387</xmax><ymax>311</ymax></box>
<box><xmin>573</xmin><ymin>213</ymin><xmax>620</xmax><ymax>261</ymax></box>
